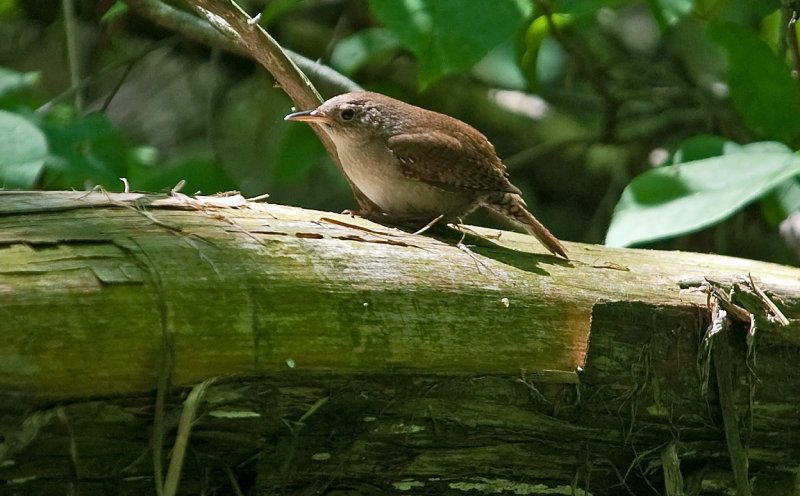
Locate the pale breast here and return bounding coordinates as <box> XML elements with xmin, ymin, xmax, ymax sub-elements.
<box><xmin>336</xmin><ymin>139</ymin><xmax>474</xmax><ymax>218</ymax></box>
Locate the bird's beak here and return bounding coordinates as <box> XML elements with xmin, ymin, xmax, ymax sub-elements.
<box><xmin>284</xmin><ymin>109</ymin><xmax>329</xmax><ymax>123</ymax></box>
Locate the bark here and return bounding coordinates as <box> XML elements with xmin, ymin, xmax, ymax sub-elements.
<box><xmin>0</xmin><ymin>191</ymin><xmax>799</xmax><ymax>496</ymax></box>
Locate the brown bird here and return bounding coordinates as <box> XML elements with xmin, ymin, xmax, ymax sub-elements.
<box><xmin>285</xmin><ymin>91</ymin><xmax>567</xmax><ymax>258</ymax></box>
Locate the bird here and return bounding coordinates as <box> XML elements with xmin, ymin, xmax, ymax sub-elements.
<box><xmin>285</xmin><ymin>91</ymin><xmax>568</xmax><ymax>259</ymax></box>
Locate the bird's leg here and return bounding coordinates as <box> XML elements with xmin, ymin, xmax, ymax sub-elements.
<box><xmin>451</xmin><ymin>223</ymin><xmax>493</xmax><ymax>275</ymax></box>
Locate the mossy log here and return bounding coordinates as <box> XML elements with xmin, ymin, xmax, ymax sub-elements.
<box><xmin>0</xmin><ymin>191</ymin><xmax>798</xmax><ymax>496</ymax></box>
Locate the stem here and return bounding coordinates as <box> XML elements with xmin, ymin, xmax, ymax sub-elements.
<box><xmin>787</xmin><ymin>7</ymin><xmax>800</xmax><ymax>92</ymax></box>
<box><xmin>62</xmin><ymin>0</ymin><xmax>83</xmax><ymax>112</ymax></box>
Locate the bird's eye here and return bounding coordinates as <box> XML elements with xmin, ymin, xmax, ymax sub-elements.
<box><xmin>340</xmin><ymin>108</ymin><xmax>355</xmax><ymax>121</ymax></box>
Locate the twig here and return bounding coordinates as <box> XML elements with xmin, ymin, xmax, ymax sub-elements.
<box><xmin>57</xmin><ymin>407</ymin><xmax>81</xmax><ymax>496</ymax></box>
<box><xmin>747</xmin><ymin>274</ymin><xmax>790</xmax><ymax>326</ymax></box>
<box><xmin>246</xmin><ymin>192</ymin><xmax>270</xmax><ymax>202</ymax></box>
<box><xmin>163</xmin><ymin>378</ymin><xmax>217</xmax><ymax>496</ymax></box>
<box><xmin>787</xmin><ymin>6</ymin><xmax>800</xmax><ymax>91</ymax></box>
<box><xmin>222</xmin><ymin>462</ymin><xmax>246</xmax><ymax>496</ymax></box>
<box><xmin>593</xmin><ymin>458</ymin><xmax>637</xmax><ymax>496</ymax></box>
<box><xmin>660</xmin><ymin>442</ymin><xmax>685</xmax><ymax>496</ymax></box>
<box><xmin>124</xmin><ymin>0</ymin><xmax>376</xmax><ymax>212</ymax></box>
<box><xmin>624</xmin><ymin>442</ymin><xmax>665</xmax><ymax>495</ymax></box>
<box><xmin>712</xmin><ymin>325</ymin><xmax>752</xmax><ymax>496</ymax></box>
<box><xmin>297</xmin><ymin>396</ymin><xmax>329</xmax><ymax>425</ymax></box>
<box><xmin>319</xmin><ymin>216</ymin><xmax>393</xmax><ymax>236</ymax></box>
<box><xmin>62</xmin><ymin>0</ymin><xmax>83</xmax><ymax>112</ymax></box>
<box><xmin>704</xmin><ymin>279</ymin><xmax>752</xmax><ymax>323</ymax></box>
<box><xmin>412</xmin><ymin>214</ymin><xmax>444</xmax><ymax>235</ymax></box>
<box><xmin>100</xmin><ymin>36</ymin><xmax>182</xmax><ymax>113</ymax></box>
<box><xmin>36</xmin><ymin>36</ymin><xmax>181</xmax><ymax>116</ymax></box>
<box><xmin>124</xmin><ymin>0</ymin><xmax>236</xmax><ymax>52</ymax></box>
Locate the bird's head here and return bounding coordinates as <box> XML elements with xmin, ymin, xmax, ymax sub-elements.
<box><xmin>284</xmin><ymin>92</ymin><xmax>404</xmax><ymax>145</ymax></box>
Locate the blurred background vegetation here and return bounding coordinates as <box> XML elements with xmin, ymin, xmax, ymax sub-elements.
<box><xmin>1</xmin><ymin>0</ymin><xmax>799</xmax><ymax>264</ymax></box>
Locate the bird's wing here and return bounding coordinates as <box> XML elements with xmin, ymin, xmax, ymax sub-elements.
<box><xmin>387</xmin><ymin>130</ymin><xmax>522</xmax><ymax>195</ymax></box>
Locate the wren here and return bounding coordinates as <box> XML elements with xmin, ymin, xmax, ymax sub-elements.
<box><xmin>285</xmin><ymin>91</ymin><xmax>567</xmax><ymax>259</ymax></box>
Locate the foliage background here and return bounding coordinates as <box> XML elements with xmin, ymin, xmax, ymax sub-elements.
<box><xmin>1</xmin><ymin>0</ymin><xmax>799</xmax><ymax>264</ymax></box>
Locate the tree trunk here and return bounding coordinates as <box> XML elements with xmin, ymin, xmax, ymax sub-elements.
<box><xmin>0</xmin><ymin>191</ymin><xmax>798</xmax><ymax>496</ymax></box>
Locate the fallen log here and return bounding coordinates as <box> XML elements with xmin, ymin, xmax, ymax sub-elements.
<box><xmin>0</xmin><ymin>191</ymin><xmax>798</xmax><ymax>495</ymax></box>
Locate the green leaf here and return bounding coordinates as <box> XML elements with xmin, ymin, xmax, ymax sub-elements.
<box><xmin>709</xmin><ymin>22</ymin><xmax>800</xmax><ymax>144</ymax></box>
<box><xmin>724</xmin><ymin>140</ymin><xmax>792</xmax><ymax>155</ymax></box>
<box><xmin>518</xmin><ymin>13</ymin><xmax>571</xmax><ymax>90</ymax></box>
<box><xmin>369</xmin><ymin>0</ymin><xmax>532</xmax><ymax>88</ymax></box>
<box><xmin>606</xmin><ymin>150</ymin><xmax>800</xmax><ymax>247</ymax></box>
<box><xmin>330</xmin><ymin>28</ymin><xmax>401</xmax><ymax>76</ymax></box>
<box><xmin>0</xmin><ymin>110</ymin><xmax>48</xmax><ymax>188</ymax></box>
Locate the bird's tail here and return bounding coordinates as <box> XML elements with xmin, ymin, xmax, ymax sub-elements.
<box><xmin>486</xmin><ymin>193</ymin><xmax>568</xmax><ymax>259</ymax></box>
